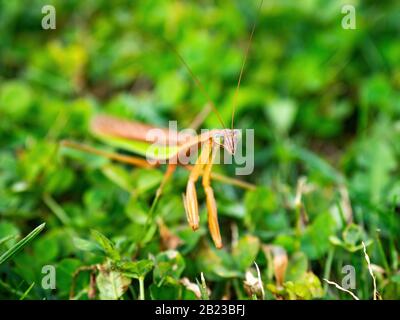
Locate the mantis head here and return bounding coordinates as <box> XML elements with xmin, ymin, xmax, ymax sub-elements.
<box><xmin>214</xmin><ymin>129</ymin><xmax>239</xmax><ymax>155</ymax></box>
<box><xmin>225</xmin><ymin>129</ymin><xmax>239</xmax><ymax>155</ymax></box>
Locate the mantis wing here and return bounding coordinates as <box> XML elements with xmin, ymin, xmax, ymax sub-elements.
<box><xmin>91</xmin><ymin>129</ymin><xmax>181</xmax><ymax>161</ymax></box>
<box><xmin>90</xmin><ymin>115</ymin><xmax>196</xmax><ymax>161</ymax></box>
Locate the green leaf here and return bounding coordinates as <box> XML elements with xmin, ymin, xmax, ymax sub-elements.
<box><xmin>273</xmin><ymin>235</ymin><xmax>298</xmax><ymax>254</ymax></box>
<box><xmin>196</xmin><ymin>246</ymin><xmax>240</xmax><ymax>280</ymax></box>
<box><xmin>96</xmin><ymin>270</ymin><xmax>131</xmax><ymax>300</ymax></box>
<box><xmin>232</xmin><ymin>235</ymin><xmax>260</xmax><ymax>272</ymax></box>
<box><xmin>176</xmin><ymin>227</ymin><xmax>205</xmax><ymax>254</ymax></box>
<box><xmin>265</xmin><ymin>98</ymin><xmax>297</xmax><ymax>135</ymax></box>
<box><xmin>284</xmin><ymin>272</ymin><xmax>323</xmax><ymax>300</ymax></box>
<box><xmin>0</xmin><ymin>223</ymin><xmax>45</xmax><ymax>265</ymax></box>
<box><xmin>153</xmin><ymin>250</ymin><xmax>185</xmax><ymax>285</ymax></box>
<box><xmin>156</xmin><ymin>71</ymin><xmax>188</xmax><ymax>107</ymax></box>
<box><xmin>91</xmin><ymin>230</ymin><xmax>120</xmax><ymax>261</ymax></box>
<box><xmin>150</xmin><ymin>280</ymin><xmax>181</xmax><ymax>300</ymax></box>
<box><xmin>57</xmin><ymin>258</ymin><xmax>83</xmax><ymax>298</ymax></box>
<box><xmin>329</xmin><ymin>236</ymin><xmax>342</xmax><ymax>246</ymax></box>
<box><xmin>101</xmin><ymin>164</ymin><xmax>134</xmax><ymax>192</ymax></box>
<box><xmin>329</xmin><ymin>224</ymin><xmax>372</xmax><ymax>253</ymax></box>
<box><xmin>301</xmin><ymin>212</ymin><xmax>337</xmax><ymax>260</ymax></box>
<box><xmin>342</xmin><ymin>224</ymin><xmax>363</xmax><ymax>246</ymax></box>
<box><xmin>118</xmin><ymin>259</ymin><xmax>154</xmax><ymax>279</ymax></box>
<box><xmin>73</xmin><ymin>237</ymin><xmax>102</xmax><ymax>253</ymax></box>
<box><xmin>33</xmin><ymin>235</ymin><xmax>60</xmax><ymax>264</ymax></box>
<box><xmin>133</xmin><ymin>169</ymin><xmax>163</xmax><ymax>195</ymax></box>
<box><xmin>391</xmin><ymin>274</ymin><xmax>400</xmax><ymax>284</ymax></box>
<box><xmin>0</xmin><ymin>81</ymin><xmax>33</xmax><ymax>119</ymax></box>
<box><xmin>285</xmin><ymin>252</ymin><xmax>308</xmax><ymax>282</ymax></box>
<box><xmin>244</xmin><ymin>187</ymin><xmax>287</xmax><ymax>232</ymax></box>
<box><xmin>291</xmin><ymin>145</ymin><xmax>344</xmax><ymax>184</ymax></box>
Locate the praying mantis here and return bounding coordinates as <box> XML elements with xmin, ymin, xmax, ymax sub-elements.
<box><xmin>62</xmin><ymin>1</ymin><xmax>263</xmax><ymax>249</ymax></box>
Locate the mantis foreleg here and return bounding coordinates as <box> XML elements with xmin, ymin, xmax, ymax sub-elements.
<box><xmin>183</xmin><ymin>139</ymin><xmax>213</xmax><ymax>231</ymax></box>
<box><xmin>202</xmin><ymin>144</ymin><xmax>222</xmax><ymax>248</ymax></box>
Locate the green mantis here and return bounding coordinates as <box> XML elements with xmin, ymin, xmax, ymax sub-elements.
<box><xmin>62</xmin><ymin>1</ymin><xmax>263</xmax><ymax>248</ymax></box>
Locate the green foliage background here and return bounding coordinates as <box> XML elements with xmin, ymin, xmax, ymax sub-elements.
<box><xmin>1</xmin><ymin>0</ymin><xmax>400</xmax><ymax>300</ymax></box>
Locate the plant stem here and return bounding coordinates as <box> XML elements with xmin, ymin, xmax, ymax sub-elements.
<box><xmin>19</xmin><ymin>282</ymin><xmax>35</xmax><ymax>300</ymax></box>
<box><xmin>375</xmin><ymin>230</ymin><xmax>391</xmax><ymax>274</ymax></box>
<box><xmin>294</xmin><ymin>204</ymin><xmax>302</xmax><ymax>237</ymax></box>
<box><xmin>323</xmin><ymin>247</ymin><xmax>335</xmax><ymax>294</ymax></box>
<box><xmin>138</xmin><ymin>276</ymin><xmax>145</xmax><ymax>300</ymax></box>
<box><xmin>43</xmin><ymin>193</ymin><xmax>71</xmax><ymax>226</ymax></box>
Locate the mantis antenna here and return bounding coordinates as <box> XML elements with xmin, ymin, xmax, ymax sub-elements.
<box><xmin>231</xmin><ymin>0</ymin><xmax>264</xmax><ymax>129</ymax></box>
<box><xmin>165</xmin><ymin>41</ymin><xmax>227</xmax><ymax>130</ymax></box>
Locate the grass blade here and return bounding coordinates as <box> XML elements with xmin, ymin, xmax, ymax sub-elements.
<box><xmin>195</xmin><ymin>272</ymin><xmax>210</xmax><ymax>300</ymax></box>
<box><xmin>20</xmin><ymin>282</ymin><xmax>35</xmax><ymax>300</ymax></box>
<box><xmin>0</xmin><ymin>223</ymin><xmax>46</xmax><ymax>265</ymax></box>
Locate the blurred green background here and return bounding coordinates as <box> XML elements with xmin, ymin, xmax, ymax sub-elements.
<box><xmin>0</xmin><ymin>0</ymin><xmax>399</xmax><ymax>300</ymax></box>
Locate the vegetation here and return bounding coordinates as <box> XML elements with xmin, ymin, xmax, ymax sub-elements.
<box><xmin>0</xmin><ymin>0</ymin><xmax>399</xmax><ymax>300</ymax></box>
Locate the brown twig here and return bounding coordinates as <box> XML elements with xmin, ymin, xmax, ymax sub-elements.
<box><xmin>362</xmin><ymin>241</ymin><xmax>380</xmax><ymax>300</ymax></box>
<box><xmin>323</xmin><ymin>279</ymin><xmax>360</xmax><ymax>300</ymax></box>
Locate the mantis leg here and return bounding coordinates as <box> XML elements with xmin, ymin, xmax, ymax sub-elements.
<box><xmin>61</xmin><ymin>140</ymin><xmax>156</xmax><ymax>168</ymax></box>
<box><xmin>149</xmin><ymin>164</ymin><xmax>177</xmax><ymax>217</ymax></box>
<box><xmin>183</xmin><ymin>139</ymin><xmax>213</xmax><ymax>230</ymax></box>
<box><xmin>202</xmin><ymin>144</ymin><xmax>222</xmax><ymax>249</ymax></box>
<box><xmin>156</xmin><ymin>164</ymin><xmax>177</xmax><ymax>199</ymax></box>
